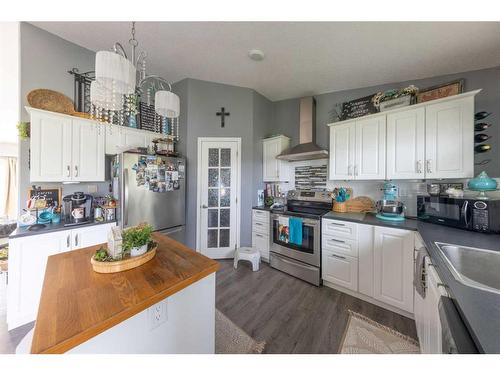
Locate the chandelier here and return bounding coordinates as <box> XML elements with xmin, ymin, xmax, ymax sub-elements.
<box><xmin>90</xmin><ymin>22</ymin><xmax>180</xmax><ymax>138</ymax></box>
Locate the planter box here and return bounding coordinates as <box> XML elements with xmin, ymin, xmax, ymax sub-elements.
<box><xmin>379</xmin><ymin>95</ymin><xmax>413</xmax><ymax>112</ymax></box>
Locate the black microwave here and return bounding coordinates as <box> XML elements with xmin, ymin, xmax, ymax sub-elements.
<box><xmin>417</xmin><ymin>195</ymin><xmax>500</xmax><ymax>233</ymax></box>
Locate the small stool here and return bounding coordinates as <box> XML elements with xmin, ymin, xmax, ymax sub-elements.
<box><xmin>233</xmin><ymin>247</ymin><xmax>260</xmax><ymax>271</ymax></box>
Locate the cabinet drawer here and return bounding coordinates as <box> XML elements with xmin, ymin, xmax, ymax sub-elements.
<box><xmin>252</xmin><ymin>232</ymin><xmax>269</xmax><ymax>260</ymax></box>
<box><xmin>252</xmin><ymin>209</ymin><xmax>270</xmax><ymax>223</ymax></box>
<box><xmin>322</xmin><ymin>235</ymin><xmax>358</xmax><ymax>257</ymax></box>
<box><xmin>322</xmin><ymin>219</ymin><xmax>358</xmax><ymax>240</ymax></box>
<box><xmin>322</xmin><ymin>250</ymin><xmax>358</xmax><ymax>291</ymax></box>
<box><xmin>252</xmin><ymin>220</ymin><xmax>269</xmax><ymax>235</ymax></box>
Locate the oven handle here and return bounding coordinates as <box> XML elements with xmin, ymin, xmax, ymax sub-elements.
<box><xmin>274</xmin><ymin>253</ymin><xmax>319</xmax><ymax>271</ymax></box>
<box><xmin>271</xmin><ymin>213</ymin><xmax>319</xmax><ymax>227</ymax></box>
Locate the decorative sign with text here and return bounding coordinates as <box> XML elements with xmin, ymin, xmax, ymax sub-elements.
<box><xmin>340</xmin><ymin>94</ymin><xmax>379</xmax><ymax>120</ymax></box>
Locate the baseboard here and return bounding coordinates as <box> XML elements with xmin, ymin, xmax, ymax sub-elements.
<box><xmin>322</xmin><ymin>280</ymin><xmax>414</xmax><ymax>320</ymax></box>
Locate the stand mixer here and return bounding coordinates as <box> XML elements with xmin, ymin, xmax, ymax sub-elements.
<box><xmin>376</xmin><ymin>182</ymin><xmax>405</xmax><ymax>221</ymax></box>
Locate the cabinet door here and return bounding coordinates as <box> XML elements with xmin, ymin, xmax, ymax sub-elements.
<box><xmin>329</xmin><ymin>122</ymin><xmax>355</xmax><ymax>180</ymax></box>
<box><xmin>386</xmin><ymin>108</ymin><xmax>425</xmax><ymax>179</ymax></box>
<box><xmin>425</xmin><ymin>96</ymin><xmax>474</xmax><ymax>179</ymax></box>
<box><xmin>355</xmin><ymin>115</ymin><xmax>386</xmax><ymax>180</ymax></box>
<box><xmin>71</xmin><ymin>119</ymin><xmax>105</xmax><ymax>181</ymax></box>
<box><xmin>30</xmin><ymin>111</ymin><xmax>72</xmax><ymax>182</ymax></box>
<box><xmin>263</xmin><ymin>138</ymin><xmax>280</xmax><ymax>181</ymax></box>
<box><xmin>425</xmin><ymin>259</ymin><xmax>446</xmax><ymax>354</ymax></box>
<box><xmin>7</xmin><ymin>231</ymin><xmax>71</xmax><ymax>329</ymax></box>
<box><xmin>357</xmin><ymin>224</ymin><xmax>374</xmax><ymax>297</ymax></box>
<box><xmin>122</xmin><ymin>128</ymin><xmax>148</xmax><ymax>148</ymax></box>
<box><xmin>72</xmin><ymin>223</ymin><xmax>115</xmax><ymax>250</ymax></box>
<box><xmin>105</xmin><ymin>125</ymin><xmax>123</xmax><ymax>154</ymax></box>
<box><xmin>322</xmin><ymin>250</ymin><xmax>358</xmax><ymax>291</ymax></box>
<box><xmin>252</xmin><ymin>232</ymin><xmax>269</xmax><ymax>261</ymax></box>
<box><xmin>373</xmin><ymin>227</ymin><xmax>414</xmax><ymax>313</ymax></box>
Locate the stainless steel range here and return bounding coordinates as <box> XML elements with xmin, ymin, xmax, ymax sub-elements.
<box><xmin>270</xmin><ymin>190</ymin><xmax>332</xmax><ymax>286</ymax></box>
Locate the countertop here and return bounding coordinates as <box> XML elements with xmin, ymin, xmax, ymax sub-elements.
<box><xmin>321</xmin><ymin>210</ymin><xmax>500</xmax><ymax>353</ymax></box>
<box><xmin>9</xmin><ymin>220</ymin><xmax>117</xmax><ymax>239</ymax></box>
<box><xmin>30</xmin><ymin>232</ymin><xmax>219</xmax><ymax>354</ymax></box>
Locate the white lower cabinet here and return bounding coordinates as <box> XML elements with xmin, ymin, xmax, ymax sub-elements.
<box><xmin>251</xmin><ymin>209</ymin><xmax>270</xmax><ymax>262</ymax></box>
<box><xmin>415</xmin><ymin>256</ymin><xmax>446</xmax><ymax>353</ymax></box>
<box><xmin>322</xmin><ymin>219</ymin><xmax>415</xmax><ymax>314</ymax></box>
<box><xmin>322</xmin><ymin>250</ymin><xmax>358</xmax><ymax>291</ymax></box>
<box><xmin>7</xmin><ymin>223</ymin><xmax>115</xmax><ymax>330</ymax></box>
<box><xmin>373</xmin><ymin>226</ymin><xmax>414</xmax><ymax>313</ymax></box>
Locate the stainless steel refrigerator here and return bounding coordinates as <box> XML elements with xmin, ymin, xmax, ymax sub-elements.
<box><xmin>117</xmin><ymin>152</ymin><xmax>186</xmax><ymax>243</ymax></box>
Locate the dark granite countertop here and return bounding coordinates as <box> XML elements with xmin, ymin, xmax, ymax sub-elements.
<box><xmin>9</xmin><ymin>220</ymin><xmax>117</xmax><ymax>239</ymax></box>
<box><xmin>321</xmin><ymin>210</ymin><xmax>500</xmax><ymax>353</ymax></box>
<box><xmin>252</xmin><ymin>205</ymin><xmax>274</xmax><ymax>211</ymax></box>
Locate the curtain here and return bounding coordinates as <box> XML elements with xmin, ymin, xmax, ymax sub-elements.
<box><xmin>0</xmin><ymin>157</ymin><xmax>18</xmax><ymax>219</ymax></box>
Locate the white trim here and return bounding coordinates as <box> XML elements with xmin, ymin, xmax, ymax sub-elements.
<box><xmin>196</xmin><ymin>137</ymin><xmax>242</xmax><ymax>255</ymax></box>
<box><xmin>326</xmin><ymin>89</ymin><xmax>482</xmax><ymax>127</ymax></box>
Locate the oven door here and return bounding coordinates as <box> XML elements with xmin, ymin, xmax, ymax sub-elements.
<box><xmin>417</xmin><ymin>196</ymin><xmax>471</xmax><ymax>229</ymax></box>
<box><xmin>271</xmin><ymin>213</ymin><xmax>320</xmax><ymax>267</ymax></box>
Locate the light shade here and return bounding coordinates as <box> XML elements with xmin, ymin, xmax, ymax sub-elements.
<box><xmin>155</xmin><ymin>90</ymin><xmax>180</xmax><ymax>118</ymax></box>
<box><xmin>90</xmin><ymin>81</ymin><xmax>124</xmax><ymax>111</ymax></box>
<box><xmin>95</xmin><ymin>51</ymin><xmax>136</xmax><ymax>95</ymax></box>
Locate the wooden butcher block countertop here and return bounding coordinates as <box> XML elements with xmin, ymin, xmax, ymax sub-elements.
<box><xmin>31</xmin><ymin>232</ymin><xmax>219</xmax><ymax>354</ymax></box>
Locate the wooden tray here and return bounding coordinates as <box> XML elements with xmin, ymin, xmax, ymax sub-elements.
<box><xmin>91</xmin><ymin>245</ymin><xmax>157</xmax><ymax>274</ymax></box>
<box><xmin>27</xmin><ymin>89</ymin><xmax>75</xmax><ymax>115</ymax></box>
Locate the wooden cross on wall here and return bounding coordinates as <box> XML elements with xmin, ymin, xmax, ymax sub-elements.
<box><xmin>216</xmin><ymin>107</ymin><xmax>230</xmax><ymax>128</ymax></box>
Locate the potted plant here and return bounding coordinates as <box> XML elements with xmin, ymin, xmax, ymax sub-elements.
<box><xmin>122</xmin><ymin>223</ymin><xmax>153</xmax><ymax>257</ymax></box>
<box><xmin>16</xmin><ymin>122</ymin><xmax>30</xmax><ymax>140</ymax></box>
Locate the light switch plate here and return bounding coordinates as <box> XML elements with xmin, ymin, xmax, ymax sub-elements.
<box><xmin>148</xmin><ymin>300</ymin><xmax>168</xmax><ymax>330</ymax></box>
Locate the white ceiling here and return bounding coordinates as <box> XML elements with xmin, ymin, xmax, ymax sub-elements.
<box><xmin>32</xmin><ymin>22</ymin><xmax>500</xmax><ymax>101</ymax></box>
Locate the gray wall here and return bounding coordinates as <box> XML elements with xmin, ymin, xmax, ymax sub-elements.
<box><xmin>273</xmin><ymin>65</ymin><xmax>500</xmax><ymax>177</ymax></box>
<box><xmin>252</xmin><ymin>91</ymin><xmax>273</xmax><ymax>203</ymax></box>
<box><xmin>18</xmin><ymin>23</ymin><xmax>108</xmax><ymax>209</ymax></box>
<box><xmin>178</xmin><ymin>79</ymin><xmax>255</xmax><ymax>249</ymax></box>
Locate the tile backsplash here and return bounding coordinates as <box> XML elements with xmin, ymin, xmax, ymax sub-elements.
<box><xmin>295</xmin><ymin>164</ymin><xmax>327</xmax><ymax>191</ymax></box>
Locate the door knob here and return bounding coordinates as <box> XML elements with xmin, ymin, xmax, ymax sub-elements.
<box><xmin>202</xmin><ymin>204</ymin><xmax>208</xmax><ymax>209</ymax></box>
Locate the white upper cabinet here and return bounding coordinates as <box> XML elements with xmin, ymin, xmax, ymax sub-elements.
<box><xmin>30</xmin><ymin>110</ymin><xmax>72</xmax><ymax>182</ymax></box>
<box><xmin>373</xmin><ymin>226</ymin><xmax>414</xmax><ymax>313</ymax></box>
<box><xmin>425</xmin><ymin>96</ymin><xmax>474</xmax><ymax>179</ymax></box>
<box><xmin>386</xmin><ymin>108</ymin><xmax>425</xmax><ymax>179</ymax></box>
<box><xmin>355</xmin><ymin>115</ymin><xmax>386</xmax><ymax>180</ymax></box>
<box><xmin>71</xmin><ymin>119</ymin><xmax>105</xmax><ymax>181</ymax></box>
<box><xmin>329</xmin><ymin>115</ymin><xmax>385</xmax><ymax>180</ymax></box>
<box><xmin>329</xmin><ymin>122</ymin><xmax>355</xmax><ymax>180</ymax></box>
<box><xmin>263</xmin><ymin>135</ymin><xmax>290</xmax><ymax>182</ymax></box>
<box><xmin>327</xmin><ymin>90</ymin><xmax>479</xmax><ymax>181</ymax></box>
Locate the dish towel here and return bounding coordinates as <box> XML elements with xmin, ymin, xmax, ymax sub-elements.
<box><xmin>413</xmin><ymin>248</ymin><xmax>427</xmax><ymax>298</ymax></box>
<box><xmin>289</xmin><ymin>217</ymin><xmax>303</xmax><ymax>246</ymax></box>
<box><xmin>278</xmin><ymin>216</ymin><xmax>289</xmax><ymax>243</ymax></box>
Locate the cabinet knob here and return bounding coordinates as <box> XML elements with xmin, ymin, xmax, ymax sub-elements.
<box><xmin>426</xmin><ymin>159</ymin><xmax>432</xmax><ymax>174</ymax></box>
<box><xmin>67</xmin><ymin>165</ymin><xmax>71</xmax><ymax>177</ymax></box>
<box><xmin>74</xmin><ymin>165</ymin><xmax>78</xmax><ymax>177</ymax></box>
<box><xmin>66</xmin><ymin>234</ymin><xmax>70</xmax><ymax>248</ymax></box>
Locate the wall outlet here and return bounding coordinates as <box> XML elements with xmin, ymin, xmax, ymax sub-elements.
<box><xmin>87</xmin><ymin>184</ymin><xmax>98</xmax><ymax>193</ymax></box>
<box><xmin>148</xmin><ymin>300</ymin><xmax>168</xmax><ymax>330</ymax></box>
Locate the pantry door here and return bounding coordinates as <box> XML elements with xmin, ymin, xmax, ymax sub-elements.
<box><xmin>197</xmin><ymin>138</ymin><xmax>241</xmax><ymax>258</ymax></box>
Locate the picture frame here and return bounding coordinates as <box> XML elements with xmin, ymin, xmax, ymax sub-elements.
<box><xmin>416</xmin><ymin>79</ymin><xmax>464</xmax><ymax>103</ymax></box>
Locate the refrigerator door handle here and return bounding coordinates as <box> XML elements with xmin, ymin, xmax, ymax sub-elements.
<box><xmin>124</xmin><ymin>168</ymin><xmax>129</xmax><ymax>226</ymax></box>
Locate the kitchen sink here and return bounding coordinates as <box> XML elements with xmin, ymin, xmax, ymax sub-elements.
<box><xmin>435</xmin><ymin>242</ymin><xmax>500</xmax><ymax>294</ymax></box>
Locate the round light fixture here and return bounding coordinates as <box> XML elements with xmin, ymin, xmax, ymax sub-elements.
<box><xmin>248</xmin><ymin>49</ymin><xmax>265</xmax><ymax>61</ymax></box>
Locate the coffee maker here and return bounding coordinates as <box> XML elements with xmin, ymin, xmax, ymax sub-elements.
<box><xmin>62</xmin><ymin>192</ymin><xmax>93</xmax><ymax>226</ymax></box>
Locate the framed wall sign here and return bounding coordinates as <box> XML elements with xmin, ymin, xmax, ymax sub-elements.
<box><xmin>416</xmin><ymin>79</ymin><xmax>464</xmax><ymax>103</ymax></box>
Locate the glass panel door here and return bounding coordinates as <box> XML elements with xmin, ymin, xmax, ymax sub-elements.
<box><xmin>200</xmin><ymin>140</ymin><xmax>239</xmax><ymax>258</ymax></box>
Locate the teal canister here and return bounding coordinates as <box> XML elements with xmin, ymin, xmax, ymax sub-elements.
<box><xmin>468</xmin><ymin>171</ymin><xmax>498</xmax><ymax>191</ymax></box>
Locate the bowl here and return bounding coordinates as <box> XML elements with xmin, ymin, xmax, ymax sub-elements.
<box><xmin>376</xmin><ymin>200</ymin><xmax>404</xmax><ymax>215</ymax></box>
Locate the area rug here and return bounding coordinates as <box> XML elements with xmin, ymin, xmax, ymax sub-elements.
<box><xmin>215</xmin><ymin>309</ymin><xmax>266</xmax><ymax>354</ymax></box>
<box><xmin>339</xmin><ymin>310</ymin><xmax>420</xmax><ymax>354</ymax></box>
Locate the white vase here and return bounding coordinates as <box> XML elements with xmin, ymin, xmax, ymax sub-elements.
<box><xmin>130</xmin><ymin>244</ymin><xmax>148</xmax><ymax>257</ymax></box>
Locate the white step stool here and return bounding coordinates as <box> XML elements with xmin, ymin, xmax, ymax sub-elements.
<box><xmin>234</xmin><ymin>247</ymin><xmax>260</xmax><ymax>271</ymax></box>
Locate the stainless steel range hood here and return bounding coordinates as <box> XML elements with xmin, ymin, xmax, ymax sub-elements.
<box><xmin>276</xmin><ymin>97</ymin><xmax>329</xmax><ymax>161</ymax></box>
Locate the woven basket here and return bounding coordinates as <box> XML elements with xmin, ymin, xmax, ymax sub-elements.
<box><xmin>27</xmin><ymin>89</ymin><xmax>75</xmax><ymax>115</ymax></box>
<box><xmin>332</xmin><ymin>201</ymin><xmax>347</xmax><ymax>213</ymax></box>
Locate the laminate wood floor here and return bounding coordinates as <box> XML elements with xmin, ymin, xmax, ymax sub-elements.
<box><xmin>216</xmin><ymin>259</ymin><xmax>418</xmax><ymax>354</ymax></box>
<box><xmin>0</xmin><ymin>272</ymin><xmax>34</xmax><ymax>354</ymax></box>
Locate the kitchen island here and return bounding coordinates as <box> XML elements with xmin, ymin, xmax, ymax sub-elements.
<box><xmin>28</xmin><ymin>232</ymin><xmax>219</xmax><ymax>354</ymax></box>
